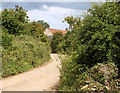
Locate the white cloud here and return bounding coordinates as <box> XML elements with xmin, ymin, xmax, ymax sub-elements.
<box><xmin>27</xmin><ymin>5</ymin><xmax>87</xmax><ymax>30</ymax></box>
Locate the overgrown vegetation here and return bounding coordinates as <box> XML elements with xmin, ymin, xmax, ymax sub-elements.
<box><xmin>59</xmin><ymin>1</ymin><xmax>120</xmax><ymax>92</ymax></box>
<box><xmin>50</xmin><ymin>32</ymin><xmax>63</xmax><ymax>53</ymax></box>
<box><xmin>2</xmin><ymin>5</ymin><xmax>28</xmax><ymax>35</ymax></box>
<box><xmin>1</xmin><ymin>5</ymin><xmax>51</xmax><ymax>78</ymax></box>
<box><xmin>1</xmin><ymin>1</ymin><xmax>120</xmax><ymax>92</ymax></box>
<box><xmin>25</xmin><ymin>21</ymin><xmax>48</xmax><ymax>42</ymax></box>
<box><xmin>51</xmin><ymin>16</ymin><xmax>82</xmax><ymax>54</ymax></box>
<box><xmin>37</xmin><ymin>20</ymin><xmax>50</xmax><ymax>29</ymax></box>
<box><xmin>2</xmin><ymin>35</ymin><xmax>51</xmax><ymax>78</ymax></box>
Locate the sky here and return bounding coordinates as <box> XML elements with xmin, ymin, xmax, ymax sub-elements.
<box><xmin>1</xmin><ymin>0</ymin><xmax>106</xmax><ymax>30</ymax></box>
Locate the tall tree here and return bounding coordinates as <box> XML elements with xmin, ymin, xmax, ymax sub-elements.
<box><xmin>26</xmin><ymin>21</ymin><xmax>47</xmax><ymax>42</ymax></box>
<box><xmin>1</xmin><ymin>5</ymin><xmax>29</xmax><ymax>35</ymax></box>
<box><xmin>37</xmin><ymin>20</ymin><xmax>50</xmax><ymax>29</ymax></box>
<box><xmin>63</xmin><ymin>16</ymin><xmax>81</xmax><ymax>31</ymax></box>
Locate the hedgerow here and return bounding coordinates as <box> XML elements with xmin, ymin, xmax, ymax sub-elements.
<box><xmin>59</xmin><ymin>1</ymin><xmax>120</xmax><ymax>92</ymax></box>
<box><xmin>2</xmin><ymin>35</ymin><xmax>51</xmax><ymax>78</ymax></box>
<box><xmin>50</xmin><ymin>32</ymin><xmax>64</xmax><ymax>53</ymax></box>
<box><xmin>1</xmin><ymin>5</ymin><xmax>51</xmax><ymax>78</ymax></box>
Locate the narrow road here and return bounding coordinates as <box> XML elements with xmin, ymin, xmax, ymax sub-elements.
<box><xmin>0</xmin><ymin>54</ymin><xmax>61</xmax><ymax>91</ymax></box>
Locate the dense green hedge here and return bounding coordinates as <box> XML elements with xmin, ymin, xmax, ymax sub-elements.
<box><xmin>59</xmin><ymin>2</ymin><xmax>120</xmax><ymax>92</ymax></box>
<box><xmin>50</xmin><ymin>32</ymin><xmax>63</xmax><ymax>53</ymax></box>
<box><xmin>1</xmin><ymin>5</ymin><xmax>28</xmax><ymax>35</ymax></box>
<box><xmin>2</xmin><ymin>32</ymin><xmax>14</xmax><ymax>49</ymax></box>
<box><xmin>24</xmin><ymin>21</ymin><xmax>48</xmax><ymax>42</ymax></box>
<box><xmin>2</xmin><ymin>35</ymin><xmax>51</xmax><ymax>78</ymax></box>
<box><xmin>1</xmin><ymin>5</ymin><xmax>51</xmax><ymax>78</ymax></box>
<box><xmin>1</xmin><ymin>5</ymin><xmax>48</xmax><ymax>42</ymax></box>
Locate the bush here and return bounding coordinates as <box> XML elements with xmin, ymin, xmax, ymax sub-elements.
<box><xmin>2</xmin><ymin>35</ymin><xmax>51</xmax><ymax>78</ymax></box>
<box><xmin>50</xmin><ymin>32</ymin><xmax>63</xmax><ymax>53</ymax></box>
<box><xmin>75</xmin><ymin>62</ymin><xmax>120</xmax><ymax>92</ymax></box>
<box><xmin>2</xmin><ymin>32</ymin><xmax>14</xmax><ymax>49</ymax></box>
<box><xmin>59</xmin><ymin>2</ymin><xmax>120</xmax><ymax>92</ymax></box>
<box><xmin>1</xmin><ymin>5</ymin><xmax>28</xmax><ymax>35</ymax></box>
<box><xmin>62</xmin><ymin>16</ymin><xmax>82</xmax><ymax>54</ymax></box>
<box><xmin>25</xmin><ymin>21</ymin><xmax>48</xmax><ymax>42</ymax></box>
<box><xmin>1</xmin><ymin>5</ymin><xmax>51</xmax><ymax>78</ymax></box>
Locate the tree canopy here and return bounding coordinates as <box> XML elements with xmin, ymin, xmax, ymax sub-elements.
<box><xmin>59</xmin><ymin>1</ymin><xmax>120</xmax><ymax>92</ymax></box>
<box><xmin>37</xmin><ymin>20</ymin><xmax>50</xmax><ymax>29</ymax></box>
<box><xmin>1</xmin><ymin>5</ymin><xmax>29</xmax><ymax>35</ymax></box>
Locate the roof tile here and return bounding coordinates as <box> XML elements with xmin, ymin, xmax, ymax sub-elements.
<box><xmin>47</xmin><ymin>28</ymin><xmax>67</xmax><ymax>35</ymax></box>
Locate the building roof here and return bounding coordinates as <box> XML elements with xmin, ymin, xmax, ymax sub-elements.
<box><xmin>46</xmin><ymin>28</ymin><xmax>67</xmax><ymax>35</ymax></box>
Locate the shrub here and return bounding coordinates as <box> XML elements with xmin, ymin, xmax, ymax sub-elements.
<box><xmin>37</xmin><ymin>20</ymin><xmax>50</xmax><ymax>29</ymax></box>
<box><xmin>2</xmin><ymin>35</ymin><xmax>51</xmax><ymax>78</ymax></box>
<box><xmin>74</xmin><ymin>62</ymin><xmax>120</xmax><ymax>92</ymax></box>
<box><xmin>50</xmin><ymin>32</ymin><xmax>63</xmax><ymax>53</ymax></box>
<box><xmin>62</xmin><ymin>16</ymin><xmax>82</xmax><ymax>54</ymax></box>
<box><xmin>2</xmin><ymin>32</ymin><xmax>14</xmax><ymax>49</ymax></box>
<box><xmin>25</xmin><ymin>21</ymin><xmax>48</xmax><ymax>42</ymax></box>
<box><xmin>1</xmin><ymin>5</ymin><xmax>28</xmax><ymax>35</ymax></box>
<box><xmin>59</xmin><ymin>1</ymin><xmax>120</xmax><ymax>92</ymax></box>
<box><xmin>76</xmin><ymin>1</ymin><xmax>120</xmax><ymax>68</ymax></box>
<box><xmin>61</xmin><ymin>31</ymin><xmax>72</xmax><ymax>53</ymax></box>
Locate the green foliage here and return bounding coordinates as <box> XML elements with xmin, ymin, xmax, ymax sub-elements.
<box><xmin>63</xmin><ymin>16</ymin><xmax>81</xmax><ymax>31</ymax></box>
<box><xmin>1</xmin><ymin>6</ymin><xmax>51</xmax><ymax>78</ymax></box>
<box><xmin>1</xmin><ymin>5</ymin><xmax>51</xmax><ymax>78</ymax></box>
<box><xmin>1</xmin><ymin>6</ymin><xmax>48</xmax><ymax>42</ymax></box>
<box><xmin>2</xmin><ymin>35</ymin><xmax>51</xmax><ymax>78</ymax></box>
<box><xmin>25</xmin><ymin>21</ymin><xmax>48</xmax><ymax>42</ymax></box>
<box><xmin>76</xmin><ymin>2</ymin><xmax>120</xmax><ymax>66</ymax></box>
<box><xmin>62</xmin><ymin>17</ymin><xmax>82</xmax><ymax>53</ymax></box>
<box><xmin>37</xmin><ymin>20</ymin><xmax>50</xmax><ymax>29</ymax></box>
<box><xmin>1</xmin><ymin>5</ymin><xmax>28</xmax><ymax>35</ymax></box>
<box><xmin>75</xmin><ymin>63</ymin><xmax>119</xmax><ymax>92</ymax></box>
<box><xmin>59</xmin><ymin>1</ymin><xmax>120</xmax><ymax>92</ymax></box>
<box><xmin>50</xmin><ymin>32</ymin><xmax>63</xmax><ymax>53</ymax></box>
<box><xmin>2</xmin><ymin>32</ymin><xmax>14</xmax><ymax>49</ymax></box>
<box><xmin>59</xmin><ymin>55</ymin><xmax>89</xmax><ymax>91</ymax></box>
<box><xmin>0</xmin><ymin>20</ymin><xmax>14</xmax><ymax>49</ymax></box>
<box><xmin>0</xmin><ymin>47</ymin><xmax>2</xmax><ymax>79</ymax></box>
<box><xmin>61</xmin><ymin>31</ymin><xmax>72</xmax><ymax>53</ymax></box>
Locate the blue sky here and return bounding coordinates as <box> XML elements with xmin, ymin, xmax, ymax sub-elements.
<box><xmin>1</xmin><ymin>1</ymin><xmax>104</xmax><ymax>30</ymax></box>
